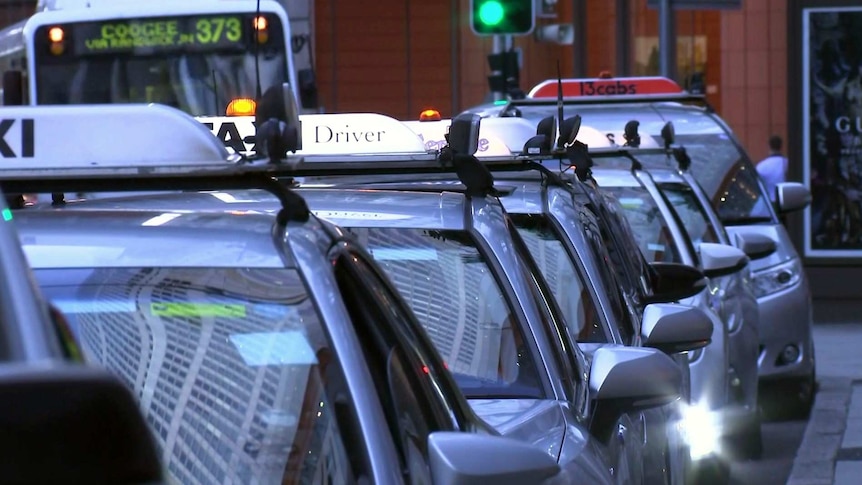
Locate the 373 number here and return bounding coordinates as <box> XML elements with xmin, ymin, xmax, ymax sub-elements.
<box><xmin>195</xmin><ymin>17</ymin><xmax>241</xmax><ymax>44</ymax></box>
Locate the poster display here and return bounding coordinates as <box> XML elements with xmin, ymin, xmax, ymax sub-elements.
<box><xmin>804</xmin><ymin>7</ymin><xmax>862</xmax><ymax>256</ymax></box>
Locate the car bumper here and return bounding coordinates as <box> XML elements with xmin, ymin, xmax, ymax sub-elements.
<box><xmin>755</xmin><ymin>276</ymin><xmax>815</xmax><ymax>381</ymax></box>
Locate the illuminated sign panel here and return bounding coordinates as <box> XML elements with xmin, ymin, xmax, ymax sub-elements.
<box><xmin>528</xmin><ymin>76</ymin><xmax>685</xmax><ymax>98</ymax></box>
<box><xmin>66</xmin><ymin>14</ymin><xmax>249</xmax><ymax>55</ymax></box>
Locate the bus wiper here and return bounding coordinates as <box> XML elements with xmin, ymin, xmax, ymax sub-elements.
<box><xmin>720</xmin><ymin>215</ymin><xmax>774</xmax><ymax>225</ymax></box>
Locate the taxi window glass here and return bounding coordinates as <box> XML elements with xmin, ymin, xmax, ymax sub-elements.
<box><xmin>34</xmin><ymin>17</ymin><xmax>288</xmax><ymax>117</ymax></box>
<box><xmin>37</xmin><ymin>267</ymin><xmax>363</xmax><ymax>485</ymax></box>
<box><xmin>510</xmin><ymin>104</ymin><xmax>775</xmax><ymax>223</ymax></box>
<box><xmin>650</xmin><ymin>108</ymin><xmax>773</xmax><ymax>224</ymax></box>
<box><xmin>604</xmin><ymin>187</ymin><xmax>683</xmax><ymax>264</ymax></box>
<box><xmin>344</xmin><ymin>227</ymin><xmax>543</xmax><ymax>399</ymax></box>
<box><xmin>510</xmin><ymin>214</ymin><xmax>604</xmax><ymax>344</ymax></box>
<box><xmin>660</xmin><ymin>184</ymin><xmax>722</xmax><ymax>248</ymax></box>
<box><xmin>578</xmin><ymin>208</ymin><xmax>633</xmax><ymax>343</ymax></box>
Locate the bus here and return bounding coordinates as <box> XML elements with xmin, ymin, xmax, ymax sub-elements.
<box><xmin>0</xmin><ymin>0</ymin><xmax>305</xmax><ymax>150</ymax></box>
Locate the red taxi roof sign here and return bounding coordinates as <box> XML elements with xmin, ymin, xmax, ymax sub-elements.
<box><xmin>527</xmin><ymin>76</ymin><xmax>685</xmax><ymax>99</ymax></box>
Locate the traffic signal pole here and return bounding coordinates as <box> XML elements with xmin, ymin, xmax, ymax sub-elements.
<box><xmin>470</xmin><ymin>0</ymin><xmax>533</xmax><ymax>101</ymax></box>
<box><xmin>491</xmin><ymin>35</ymin><xmax>504</xmax><ymax>101</ymax></box>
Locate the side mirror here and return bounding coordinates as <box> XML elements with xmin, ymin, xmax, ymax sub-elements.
<box><xmin>641</xmin><ymin>303</ymin><xmax>713</xmax><ymax>353</ymax></box>
<box><xmin>776</xmin><ymin>182</ymin><xmax>811</xmax><ymax>213</ymax></box>
<box><xmin>646</xmin><ymin>262</ymin><xmax>708</xmax><ymax>303</ymax></box>
<box><xmin>700</xmin><ymin>242</ymin><xmax>748</xmax><ymax>278</ymax></box>
<box><xmin>0</xmin><ymin>364</ymin><xmax>163</xmax><ymax>483</ymax></box>
<box><xmin>733</xmin><ymin>229</ymin><xmax>777</xmax><ymax>260</ymax></box>
<box><xmin>589</xmin><ymin>346</ymin><xmax>681</xmax><ymax>413</ymax></box>
<box><xmin>428</xmin><ymin>431</ymin><xmax>564</xmax><ymax>484</ymax></box>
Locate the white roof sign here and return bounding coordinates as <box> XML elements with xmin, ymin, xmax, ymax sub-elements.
<box><xmin>0</xmin><ymin>104</ymin><xmax>230</xmax><ymax>175</ymax></box>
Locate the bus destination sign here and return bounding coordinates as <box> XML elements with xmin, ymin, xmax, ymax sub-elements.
<box><xmin>72</xmin><ymin>15</ymin><xmax>247</xmax><ymax>54</ymax></box>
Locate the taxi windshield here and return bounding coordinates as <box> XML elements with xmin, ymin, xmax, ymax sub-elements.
<box><xmin>37</xmin><ymin>267</ymin><xmax>360</xmax><ymax>485</ymax></box>
<box><xmin>33</xmin><ymin>16</ymin><xmax>288</xmax><ymax>117</ymax></box>
<box><xmin>344</xmin><ymin>227</ymin><xmax>544</xmax><ymax>400</ymax></box>
<box><xmin>506</xmin><ymin>103</ymin><xmax>775</xmax><ymax>224</ymax></box>
<box><xmin>603</xmin><ymin>186</ymin><xmax>683</xmax><ymax>264</ymax></box>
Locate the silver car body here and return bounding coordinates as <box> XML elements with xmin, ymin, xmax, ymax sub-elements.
<box><xmin>591</xmin><ymin>167</ymin><xmax>758</xmax><ymax>445</ymax></box>
<box><xmin>22</xmin><ymin>190</ymin><xmax>621</xmax><ymax>484</ymax></box>
<box><xmin>491</xmin><ymin>178</ymin><xmax>692</xmax><ymax>483</ymax></box>
<box><xmin>15</xmin><ymin>203</ymin><xmax>589</xmax><ymax>484</ymax></box>
<box><xmin>463</xmin><ymin>98</ymin><xmax>815</xmax><ymax>391</ymax></box>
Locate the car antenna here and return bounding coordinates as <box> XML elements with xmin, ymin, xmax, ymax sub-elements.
<box><xmin>254</xmin><ymin>0</ymin><xmax>263</xmax><ymax>100</ymax></box>
<box><xmin>556</xmin><ymin>60</ymin><xmax>564</xmax><ymax>148</ymax></box>
<box><xmin>211</xmin><ymin>69</ymin><xmax>219</xmax><ymax>115</ymax></box>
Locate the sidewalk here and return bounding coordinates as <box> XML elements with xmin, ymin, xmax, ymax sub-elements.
<box><xmin>786</xmin><ymin>323</ymin><xmax>862</xmax><ymax>485</ymax></box>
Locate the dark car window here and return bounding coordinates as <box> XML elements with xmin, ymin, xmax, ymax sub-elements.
<box><xmin>659</xmin><ymin>183</ymin><xmax>723</xmax><ymax>248</ymax></box>
<box><xmin>578</xmin><ymin>207</ymin><xmax>635</xmax><ymax>344</ymax></box>
<box><xmin>39</xmin><ymin>267</ymin><xmax>368</xmax><ymax>485</ymax></box>
<box><xmin>509</xmin><ymin>213</ymin><xmax>604</xmax><ymax>344</ymax></box>
<box><xmin>603</xmin><ymin>186</ymin><xmax>683</xmax><ymax>264</ymax></box>
<box><xmin>344</xmin><ymin>227</ymin><xmax>544</xmax><ymax>400</ymax></box>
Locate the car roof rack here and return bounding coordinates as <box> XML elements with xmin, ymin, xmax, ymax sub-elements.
<box><xmin>0</xmin><ymin>95</ymin><xmax>550</xmax><ymax>222</ymax></box>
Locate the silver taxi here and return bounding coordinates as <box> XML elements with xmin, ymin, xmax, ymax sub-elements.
<box><xmin>7</xmin><ymin>103</ymin><xmax>597</xmax><ymax>485</ymax></box>
<box><xmin>590</xmin><ymin>164</ymin><xmax>760</xmax><ymax>464</ymax></box>
<box><xmin>465</xmin><ymin>81</ymin><xmax>815</xmax><ymax>417</ymax></box>
<box><xmin>90</xmin><ymin>182</ymin><xmax>700</xmax><ymax>484</ymax></box>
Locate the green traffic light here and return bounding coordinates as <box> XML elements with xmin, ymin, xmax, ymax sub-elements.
<box><xmin>478</xmin><ymin>0</ymin><xmax>505</xmax><ymax>26</ymax></box>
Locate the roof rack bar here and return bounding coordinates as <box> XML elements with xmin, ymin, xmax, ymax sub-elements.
<box><xmin>0</xmin><ymin>156</ymin><xmax>543</xmax><ymax>195</ymax></box>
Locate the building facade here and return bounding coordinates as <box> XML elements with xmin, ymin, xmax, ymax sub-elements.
<box><xmin>311</xmin><ymin>0</ymin><xmax>787</xmax><ymax>164</ymax></box>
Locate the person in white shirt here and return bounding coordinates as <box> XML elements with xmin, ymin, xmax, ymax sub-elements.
<box><xmin>757</xmin><ymin>135</ymin><xmax>789</xmax><ymax>202</ymax></box>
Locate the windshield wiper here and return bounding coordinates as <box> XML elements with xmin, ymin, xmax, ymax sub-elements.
<box><xmin>720</xmin><ymin>215</ymin><xmax>774</xmax><ymax>225</ymax></box>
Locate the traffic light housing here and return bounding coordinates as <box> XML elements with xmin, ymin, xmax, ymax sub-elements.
<box><xmin>470</xmin><ymin>0</ymin><xmax>535</xmax><ymax>36</ymax></box>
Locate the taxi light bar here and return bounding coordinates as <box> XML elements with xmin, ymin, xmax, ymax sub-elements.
<box><xmin>226</xmin><ymin>98</ymin><xmax>256</xmax><ymax>117</ymax></box>
<box><xmin>528</xmin><ymin>76</ymin><xmax>685</xmax><ymax>99</ymax></box>
<box><xmin>419</xmin><ymin>109</ymin><xmax>441</xmax><ymax>122</ymax></box>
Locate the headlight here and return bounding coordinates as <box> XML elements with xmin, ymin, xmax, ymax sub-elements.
<box><xmin>679</xmin><ymin>403</ymin><xmax>723</xmax><ymax>460</ymax></box>
<box><xmin>751</xmin><ymin>258</ymin><xmax>802</xmax><ymax>298</ymax></box>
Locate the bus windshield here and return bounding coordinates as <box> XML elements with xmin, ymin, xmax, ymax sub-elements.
<box><xmin>33</xmin><ymin>13</ymin><xmax>288</xmax><ymax>117</ymax></box>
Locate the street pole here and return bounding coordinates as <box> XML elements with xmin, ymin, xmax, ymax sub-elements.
<box><xmin>491</xmin><ymin>35</ymin><xmax>504</xmax><ymax>101</ymax></box>
<box><xmin>615</xmin><ymin>0</ymin><xmax>630</xmax><ymax>76</ymax></box>
<box><xmin>571</xmin><ymin>0</ymin><xmax>587</xmax><ymax>77</ymax></box>
<box><xmin>658</xmin><ymin>0</ymin><xmax>676</xmax><ymax>80</ymax></box>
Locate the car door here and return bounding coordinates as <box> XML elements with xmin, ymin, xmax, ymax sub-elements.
<box><xmin>331</xmin><ymin>242</ymin><xmax>468</xmax><ymax>485</ymax></box>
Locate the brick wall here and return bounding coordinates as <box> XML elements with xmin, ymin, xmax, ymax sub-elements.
<box><xmin>720</xmin><ymin>0</ymin><xmax>787</xmax><ymax>164</ymax></box>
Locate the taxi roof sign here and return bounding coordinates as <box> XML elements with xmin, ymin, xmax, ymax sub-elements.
<box><xmin>197</xmin><ymin>112</ymin><xmax>429</xmax><ymax>157</ymax></box>
<box><xmin>0</xmin><ymin>104</ymin><xmax>230</xmax><ymax>175</ymax></box>
<box><xmin>403</xmin><ymin>118</ymin><xmax>519</xmax><ymax>157</ymax></box>
<box><xmin>527</xmin><ymin>76</ymin><xmax>685</xmax><ymax>99</ymax></box>
<box><xmin>296</xmin><ymin>113</ymin><xmax>428</xmax><ymax>155</ymax></box>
